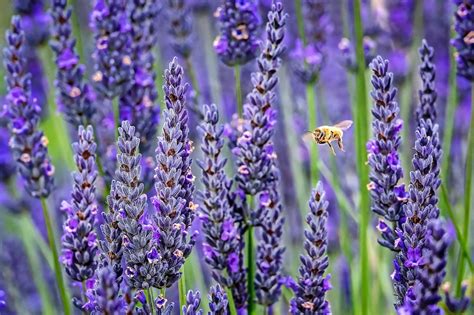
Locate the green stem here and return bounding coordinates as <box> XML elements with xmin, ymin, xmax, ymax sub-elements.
<box><xmin>353</xmin><ymin>1</ymin><xmax>370</xmax><ymax>314</ymax></box>
<box><xmin>306</xmin><ymin>83</ymin><xmax>319</xmax><ymax>186</ymax></box>
<box><xmin>146</xmin><ymin>288</ymin><xmax>154</xmax><ymax>312</ymax></box>
<box><xmin>441</xmin><ymin>28</ymin><xmax>459</xmax><ymax>182</ymax></box>
<box><xmin>456</xmin><ymin>83</ymin><xmax>474</xmax><ymax>294</ymax></box>
<box><xmin>40</xmin><ymin>197</ymin><xmax>71</xmax><ymax>315</ymax></box>
<box><xmin>186</xmin><ymin>57</ymin><xmax>200</xmax><ymax>98</ymax></box>
<box><xmin>225</xmin><ymin>287</ymin><xmax>238</xmax><ymax>315</ymax></box>
<box><xmin>19</xmin><ymin>214</ymin><xmax>55</xmax><ymax>314</ymax></box>
<box><xmin>440</xmin><ymin>185</ymin><xmax>474</xmax><ymax>272</ymax></box>
<box><xmin>246</xmin><ymin>224</ymin><xmax>256</xmax><ymax>315</ymax></box>
<box><xmin>179</xmin><ymin>270</ymin><xmax>187</xmax><ymax>309</ymax></box>
<box><xmin>293</xmin><ymin>0</ymin><xmax>305</xmax><ymax>44</ymax></box>
<box><xmin>113</xmin><ymin>98</ymin><xmax>119</xmax><ymax>139</ymax></box>
<box><xmin>234</xmin><ymin>65</ymin><xmax>243</xmax><ymax>117</ymax></box>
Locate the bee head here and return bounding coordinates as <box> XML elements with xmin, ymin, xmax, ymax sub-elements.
<box><xmin>313</xmin><ymin>128</ymin><xmax>323</xmax><ymax>141</ymax></box>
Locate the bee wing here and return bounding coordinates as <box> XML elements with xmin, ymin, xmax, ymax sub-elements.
<box><xmin>333</xmin><ymin>120</ymin><xmax>353</xmax><ymax>131</ymax></box>
<box><xmin>302</xmin><ymin>132</ymin><xmax>314</xmax><ymax>146</ymax></box>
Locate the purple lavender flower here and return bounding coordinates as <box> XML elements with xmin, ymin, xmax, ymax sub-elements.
<box><xmin>119</xmin><ymin>0</ymin><xmax>160</xmax><ymax>154</ymax></box>
<box><xmin>50</xmin><ymin>0</ymin><xmax>96</xmax><ymax>127</ymax></box>
<box><xmin>367</xmin><ymin>56</ymin><xmax>406</xmax><ymax>252</ymax></box>
<box><xmin>13</xmin><ymin>0</ymin><xmax>50</xmax><ymax>46</ymax></box>
<box><xmin>152</xmin><ymin>58</ymin><xmax>196</xmax><ymax>288</ymax></box>
<box><xmin>290</xmin><ymin>182</ymin><xmax>331</xmax><ymax>314</ymax></box>
<box><xmin>255</xmin><ymin>168</ymin><xmax>285</xmax><ymax>306</ymax></box>
<box><xmin>400</xmin><ymin>220</ymin><xmax>449</xmax><ymax>314</ymax></box>
<box><xmin>0</xmin><ymin>128</ymin><xmax>16</xmax><ymax>182</ymax></box>
<box><xmin>208</xmin><ymin>284</ymin><xmax>229</xmax><ymax>314</ymax></box>
<box><xmin>213</xmin><ymin>0</ymin><xmax>261</xmax><ymax>66</ymax></box>
<box><xmin>61</xmin><ymin>125</ymin><xmax>98</xmax><ymax>282</ymax></box>
<box><xmin>182</xmin><ymin>290</ymin><xmax>203</xmax><ymax>315</ymax></box>
<box><xmin>3</xmin><ymin>16</ymin><xmax>55</xmax><ymax>198</ymax></box>
<box><xmin>154</xmin><ymin>294</ymin><xmax>175</xmax><ymax>314</ymax></box>
<box><xmin>112</xmin><ymin>121</ymin><xmax>162</xmax><ymax>289</ymax></box>
<box><xmin>385</xmin><ymin>0</ymin><xmax>415</xmax><ymax>49</ymax></box>
<box><xmin>91</xmin><ymin>0</ymin><xmax>133</xmax><ymax>99</ymax></box>
<box><xmin>452</xmin><ymin>0</ymin><xmax>474</xmax><ymax>81</ymax></box>
<box><xmin>393</xmin><ymin>41</ymin><xmax>443</xmax><ymax>307</ymax></box>
<box><xmin>417</xmin><ymin>40</ymin><xmax>438</xmax><ymax>124</ymax></box>
<box><xmin>290</xmin><ymin>0</ymin><xmax>330</xmax><ymax>83</ymax></box>
<box><xmin>166</xmin><ymin>0</ymin><xmax>193</xmax><ymax>58</ymax></box>
<box><xmin>234</xmin><ymin>1</ymin><xmax>287</xmax><ymax>195</ymax></box>
<box><xmin>85</xmin><ymin>264</ymin><xmax>125</xmax><ymax>313</ymax></box>
<box><xmin>197</xmin><ymin>104</ymin><xmax>247</xmax><ymax>309</ymax></box>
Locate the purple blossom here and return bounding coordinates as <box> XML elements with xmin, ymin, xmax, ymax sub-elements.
<box><xmin>61</xmin><ymin>125</ymin><xmax>98</xmax><ymax>282</ymax></box>
<box><xmin>197</xmin><ymin>103</ymin><xmax>247</xmax><ymax>309</ymax></box>
<box><xmin>367</xmin><ymin>56</ymin><xmax>405</xmax><ymax>252</ymax></box>
<box><xmin>3</xmin><ymin>16</ymin><xmax>54</xmax><ymax>198</ymax></box>
<box><xmin>208</xmin><ymin>284</ymin><xmax>229</xmax><ymax>315</ymax></box>
<box><xmin>50</xmin><ymin>0</ymin><xmax>96</xmax><ymax>127</ymax></box>
<box><xmin>214</xmin><ymin>0</ymin><xmax>261</xmax><ymax>66</ymax></box>
<box><xmin>338</xmin><ymin>36</ymin><xmax>376</xmax><ymax>72</ymax></box>
<box><xmin>182</xmin><ymin>290</ymin><xmax>202</xmax><ymax>315</ymax></box>
<box><xmin>152</xmin><ymin>58</ymin><xmax>196</xmax><ymax>288</ymax></box>
<box><xmin>166</xmin><ymin>0</ymin><xmax>193</xmax><ymax>58</ymax></box>
<box><xmin>290</xmin><ymin>182</ymin><xmax>331</xmax><ymax>314</ymax></box>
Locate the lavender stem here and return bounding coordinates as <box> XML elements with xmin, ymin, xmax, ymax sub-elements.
<box><xmin>41</xmin><ymin>197</ymin><xmax>71</xmax><ymax>315</ymax></box>
<box><xmin>234</xmin><ymin>65</ymin><xmax>243</xmax><ymax>117</ymax></box>
<box><xmin>307</xmin><ymin>83</ymin><xmax>319</xmax><ymax>185</ymax></box>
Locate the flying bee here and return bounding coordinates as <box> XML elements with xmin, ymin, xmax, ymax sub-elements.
<box><xmin>303</xmin><ymin>120</ymin><xmax>353</xmax><ymax>155</ymax></box>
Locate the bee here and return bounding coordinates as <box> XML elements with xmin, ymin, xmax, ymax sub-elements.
<box><xmin>303</xmin><ymin>120</ymin><xmax>353</xmax><ymax>155</ymax></box>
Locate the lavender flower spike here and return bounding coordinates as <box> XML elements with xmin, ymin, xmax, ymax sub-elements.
<box><xmin>61</xmin><ymin>125</ymin><xmax>99</xmax><ymax>282</ymax></box>
<box><xmin>3</xmin><ymin>16</ymin><xmax>55</xmax><ymax>198</ymax></box>
<box><xmin>114</xmin><ymin>121</ymin><xmax>162</xmax><ymax>289</ymax></box>
<box><xmin>198</xmin><ymin>103</ymin><xmax>247</xmax><ymax>309</ymax></box>
<box><xmin>50</xmin><ymin>0</ymin><xmax>95</xmax><ymax>127</ymax></box>
<box><xmin>167</xmin><ymin>0</ymin><xmax>193</xmax><ymax>58</ymax></box>
<box><xmin>182</xmin><ymin>290</ymin><xmax>203</xmax><ymax>315</ymax></box>
<box><xmin>367</xmin><ymin>56</ymin><xmax>406</xmax><ymax>252</ymax></box>
<box><xmin>208</xmin><ymin>284</ymin><xmax>229</xmax><ymax>315</ymax></box>
<box><xmin>119</xmin><ymin>0</ymin><xmax>160</xmax><ymax>154</ymax></box>
<box><xmin>234</xmin><ymin>1</ymin><xmax>287</xmax><ymax>195</ymax></box>
<box><xmin>152</xmin><ymin>58</ymin><xmax>196</xmax><ymax>288</ymax></box>
<box><xmin>91</xmin><ymin>0</ymin><xmax>133</xmax><ymax>99</ymax></box>
<box><xmin>290</xmin><ymin>182</ymin><xmax>332</xmax><ymax>314</ymax></box>
<box><xmin>452</xmin><ymin>0</ymin><xmax>474</xmax><ymax>81</ymax></box>
<box><xmin>393</xmin><ymin>41</ymin><xmax>443</xmax><ymax>307</ymax></box>
<box><xmin>85</xmin><ymin>263</ymin><xmax>125</xmax><ymax>313</ymax></box>
<box><xmin>255</xmin><ymin>168</ymin><xmax>285</xmax><ymax>306</ymax></box>
<box><xmin>213</xmin><ymin>0</ymin><xmax>261</xmax><ymax>66</ymax></box>
<box><xmin>400</xmin><ymin>220</ymin><xmax>450</xmax><ymax>314</ymax></box>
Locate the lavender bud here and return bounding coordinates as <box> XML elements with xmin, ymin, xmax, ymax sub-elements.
<box><xmin>213</xmin><ymin>0</ymin><xmax>261</xmax><ymax>66</ymax></box>
<box><xmin>234</xmin><ymin>1</ymin><xmax>287</xmax><ymax>195</ymax></box>
<box><xmin>155</xmin><ymin>294</ymin><xmax>175</xmax><ymax>315</ymax></box>
<box><xmin>367</xmin><ymin>56</ymin><xmax>406</xmax><ymax>252</ymax></box>
<box><xmin>197</xmin><ymin>104</ymin><xmax>247</xmax><ymax>309</ymax></box>
<box><xmin>443</xmin><ymin>282</ymin><xmax>471</xmax><ymax>313</ymax></box>
<box><xmin>50</xmin><ymin>0</ymin><xmax>96</xmax><ymax>127</ymax></box>
<box><xmin>3</xmin><ymin>16</ymin><xmax>55</xmax><ymax>198</ymax></box>
<box><xmin>452</xmin><ymin>0</ymin><xmax>474</xmax><ymax>81</ymax></box>
<box><xmin>208</xmin><ymin>284</ymin><xmax>229</xmax><ymax>315</ymax></box>
<box><xmin>183</xmin><ymin>290</ymin><xmax>203</xmax><ymax>315</ymax></box>
<box><xmin>61</xmin><ymin>125</ymin><xmax>99</xmax><ymax>282</ymax></box>
<box><xmin>91</xmin><ymin>0</ymin><xmax>133</xmax><ymax>99</ymax></box>
<box><xmin>87</xmin><ymin>264</ymin><xmax>125</xmax><ymax>313</ymax></box>
<box><xmin>290</xmin><ymin>182</ymin><xmax>332</xmax><ymax>314</ymax></box>
<box><xmin>152</xmin><ymin>58</ymin><xmax>196</xmax><ymax>288</ymax></box>
<box><xmin>338</xmin><ymin>36</ymin><xmax>376</xmax><ymax>73</ymax></box>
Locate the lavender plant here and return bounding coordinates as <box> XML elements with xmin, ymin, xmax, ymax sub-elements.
<box><xmin>50</xmin><ymin>0</ymin><xmax>96</xmax><ymax>127</ymax></box>
<box><xmin>61</xmin><ymin>125</ymin><xmax>98</xmax><ymax>283</ymax></box>
<box><xmin>166</xmin><ymin>0</ymin><xmax>193</xmax><ymax>58</ymax></box>
<box><xmin>291</xmin><ymin>182</ymin><xmax>332</xmax><ymax>314</ymax></box>
<box><xmin>367</xmin><ymin>56</ymin><xmax>406</xmax><ymax>252</ymax></box>
<box><xmin>183</xmin><ymin>290</ymin><xmax>203</xmax><ymax>315</ymax></box>
<box><xmin>452</xmin><ymin>0</ymin><xmax>474</xmax><ymax>81</ymax></box>
<box><xmin>208</xmin><ymin>284</ymin><xmax>229</xmax><ymax>314</ymax></box>
<box><xmin>152</xmin><ymin>58</ymin><xmax>197</xmax><ymax>288</ymax></box>
<box><xmin>3</xmin><ymin>16</ymin><xmax>55</xmax><ymax>198</ymax></box>
<box><xmin>197</xmin><ymin>103</ymin><xmax>247</xmax><ymax>310</ymax></box>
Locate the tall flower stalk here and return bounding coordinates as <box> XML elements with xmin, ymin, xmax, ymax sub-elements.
<box><xmin>152</xmin><ymin>58</ymin><xmax>196</xmax><ymax>294</ymax></box>
<box><xmin>290</xmin><ymin>182</ymin><xmax>332</xmax><ymax>314</ymax></box>
<box><xmin>3</xmin><ymin>16</ymin><xmax>70</xmax><ymax>315</ymax></box>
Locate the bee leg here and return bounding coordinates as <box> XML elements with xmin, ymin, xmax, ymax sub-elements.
<box><xmin>338</xmin><ymin>138</ymin><xmax>345</xmax><ymax>152</ymax></box>
<box><xmin>327</xmin><ymin>142</ymin><xmax>336</xmax><ymax>156</ymax></box>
